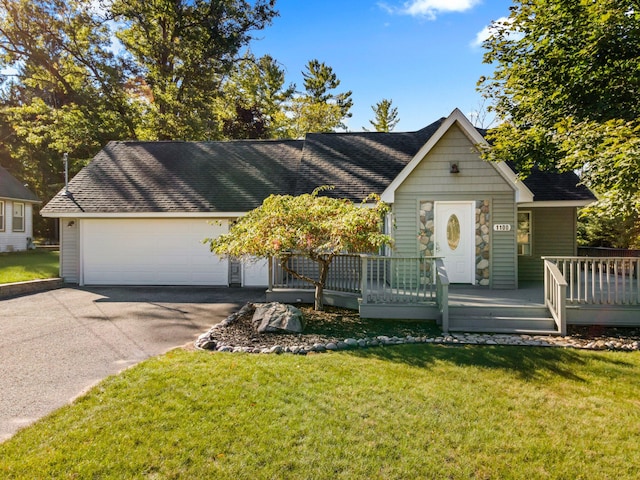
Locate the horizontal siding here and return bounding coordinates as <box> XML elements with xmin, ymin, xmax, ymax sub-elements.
<box><xmin>61</xmin><ymin>218</ymin><xmax>80</xmax><ymax>283</ymax></box>
<box><xmin>518</xmin><ymin>207</ymin><xmax>577</xmax><ymax>283</ymax></box>
<box><xmin>398</xmin><ymin>125</ymin><xmax>514</xmax><ymax>194</ymax></box>
<box><xmin>392</xmin><ymin>124</ymin><xmax>517</xmax><ymax>288</ymax></box>
<box><xmin>0</xmin><ymin>201</ymin><xmax>34</xmax><ymax>252</ymax></box>
<box><xmin>491</xmin><ymin>194</ymin><xmax>517</xmax><ymax>288</ymax></box>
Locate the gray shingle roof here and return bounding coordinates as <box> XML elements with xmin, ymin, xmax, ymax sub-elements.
<box><xmin>520</xmin><ymin>167</ymin><xmax>595</xmax><ymax>202</ymax></box>
<box><xmin>0</xmin><ymin>165</ymin><xmax>39</xmax><ymax>202</ymax></box>
<box><xmin>41</xmin><ymin>120</ymin><xmax>595</xmax><ymax>215</ymax></box>
<box><xmin>294</xmin><ymin>120</ymin><xmax>444</xmax><ymax>201</ymax></box>
<box><xmin>42</xmin><ymin>140</ymin><xmax>303</xmax><ymax>214</ymax></box>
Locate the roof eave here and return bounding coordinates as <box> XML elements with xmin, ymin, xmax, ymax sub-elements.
<box><xmin>0</xmin><ymin>196</ymin><xmax>41</xmax><ymax>204</ymax></box>
<box><xmin>40</xmin><ymin>211</ymin><xmax>250</xmax><ymax>218</ymax></box>
<box><xmin>517</xmin><ymin>199</ymin><xmax>595</xmax><ymax>208</ymax></box>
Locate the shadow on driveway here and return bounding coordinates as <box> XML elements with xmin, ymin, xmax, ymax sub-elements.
<box><xmin>0</xmin><ymin>286</ymin><xmax>266</xmax><ymax>442</ymax></box>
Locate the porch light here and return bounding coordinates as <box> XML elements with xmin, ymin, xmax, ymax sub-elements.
<box><xmin>450</xmin><ymin>163</ymin><xmax>460</xmax><ymax>174</ymax></box>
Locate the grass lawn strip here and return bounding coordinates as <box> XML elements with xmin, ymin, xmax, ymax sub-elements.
<box><xmin>1</xmin><ymin>345</ymin><xmax>639</xmax><ymax>479</ymax></box>
<box><xmin>0</xmin><ymin>250</ymin><xmax>59</xmax><ymax>284</ymax></box>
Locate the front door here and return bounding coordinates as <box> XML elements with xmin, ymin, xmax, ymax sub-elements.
<box><xmin>434</xmin><ymin>201</ymin><xmax>475</xmax><ymax>284</ymax></box>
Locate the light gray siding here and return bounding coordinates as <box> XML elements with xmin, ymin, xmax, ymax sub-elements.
<box><xmin>393</xmin><ymin>124</ymin><xmax>517</xmax><ymax>288</ymax></box>
<box><xmin>0</xmin><ymin>200</ymin><xmax>35</xmax><ymax>252</ymax></box>
<box><xmin>518</xmin><ymin>207</ymin><xmax>577</xmax><ymax>283</ymax></box>
<box><xmin>60</xmin><ymin>218</ymin><xmax>80</xmax><ymax>283</ymax></box>
<box><xmin>491</xmin><ymin>195</ymin><xmax>518</xmax><ymax>289</ymax></box>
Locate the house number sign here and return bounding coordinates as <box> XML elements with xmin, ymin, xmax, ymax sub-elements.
<box><xmin>493</xmin><ymin>224</ymin><xmax>512</xmax><ymax>232</ymax></box>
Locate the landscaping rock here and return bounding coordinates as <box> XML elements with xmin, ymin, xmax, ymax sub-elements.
<box><xmin>252</xmin><ymin>302</ymin><xmax>305</xmax><ymax>334</ymax></box>
<box><xmin>195</xmin><ymin>304</ymin><xmax>640</xmax><ymax>355</ymax></box>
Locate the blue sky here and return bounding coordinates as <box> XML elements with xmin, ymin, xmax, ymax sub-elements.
<box><xmin>250</xmin><ymin>0</ymin><xmax>513</xmax><ymax>132</ymax></box>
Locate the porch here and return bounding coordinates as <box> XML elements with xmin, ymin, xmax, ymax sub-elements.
<box><xmin>266</xmin><ymin>254</ymin><xmax>640</xmax><ymax>336</ymax></box>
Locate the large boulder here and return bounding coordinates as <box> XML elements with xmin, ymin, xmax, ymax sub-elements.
<box><xmin>252</xmin><ymin>302</ymin><xmax>305</xmax><ymax>334</ymax></box>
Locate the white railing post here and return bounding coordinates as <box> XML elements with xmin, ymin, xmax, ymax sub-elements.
<box><xmin>543</xmin><ymin>259</ymin><xmax>568</xmax><ymax>335</ymax></box>
<box><xmin>360</xmin><ymin>255</ymin><xmax>369</xmax><ymax>305</ymax></box>
<box><xmin>435</xmin><ymin>258</ymin><xmax>449</xmax><ymax>333</ymax></box>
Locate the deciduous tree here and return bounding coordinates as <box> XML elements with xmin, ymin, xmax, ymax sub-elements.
<box><xmin>479</xmin><ymin>0</ymin><xmax>640</xmax><ymax>217</ymax></box>
<box><xmin>206</xmin><ymin>187</ymin><xmax>392</xmax><ymax>310</ymax></box>
<box><xmin>111</xmin><ymin>0</ymin><xmax>277</xmax><ymax>140</ymax></box>
<box><xmin>0</xmin><ymin>0</ymin><xmax>138</xmax><ymax>236</ymax></box>
<box><xmin>219</xmin><ymin>53</ymin><xmax>295</xmax><ymax>139</ymax></box>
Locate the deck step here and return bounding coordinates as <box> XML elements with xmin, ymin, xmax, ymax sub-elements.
<box><xmin>448</xmin><ymin>326</ymin><xmax>562</xmax><ymax>336</ymax></box>
<box><xmin>449</xmin><ymin>305</ymin><xmax>549</xmax><ymax>318</ymax></box>
<box><xmin>448</xmin><ymin>315</ymin><xmax>558</xmax><ymax>334</ymax></box>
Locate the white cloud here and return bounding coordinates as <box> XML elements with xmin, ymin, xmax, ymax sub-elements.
<box><xmin>471</xmin><ymin>16</ymin><xmax>521</xmax><ymax>48</ymax></box>
<box><xmin>400</xmin><ymin>0</ymin><xmax>482</xmax><ymax>19</ymax></box>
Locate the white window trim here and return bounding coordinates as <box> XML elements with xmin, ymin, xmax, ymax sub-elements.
<box><xmin>517</xmin><ymin>210</ymin><xmax>532</xmax><ymax>256</ymax></box>
<box><xmin>12</xmin><ymin>202</ymin><xmax>25</xmax><ymax>232</ymax></box>
<box><xmin>0</xmin><ymin>200</ymin><xmax>4</xmax><ymax>231</ymax></box>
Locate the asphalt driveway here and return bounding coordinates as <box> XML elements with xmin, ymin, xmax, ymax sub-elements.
<box><xmin>0</xmin><ymin>286</ymin><xmax>266</xmax><ymax>442</ymax></box>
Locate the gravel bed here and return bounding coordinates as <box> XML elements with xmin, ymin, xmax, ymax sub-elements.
<box><xmin>195</xmin><ymin>304</ymin><xmax>640</xmax><ymax>354</ymax></box>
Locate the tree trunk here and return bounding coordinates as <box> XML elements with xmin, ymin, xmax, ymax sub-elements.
<box><xmin>314</xmin><ymin>283</ymin><xmax>324</xmax><ymax>311</ymax></box>
<box><xmin>314</xmin><ymin>257</ymin><xmax>331</xmax><ymax>311</ymax></box>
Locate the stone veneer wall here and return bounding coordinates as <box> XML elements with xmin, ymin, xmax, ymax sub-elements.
<box><xmin>418</xmin><ymin>200</ymin><xmax>491</xmax><ymax>286</ymax></box>
<box><xmin>417</xmin><ymin>201</ymin><xmax>435</xmax><ymax>283</ymax></box>
<box><xmin>475</xmin><ymin>200</ymin><xmax>490</xmax><ymax>286</ymax></box>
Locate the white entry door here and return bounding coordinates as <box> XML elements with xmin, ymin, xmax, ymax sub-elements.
<box><xmin>434</xmin><ymin>201</ymin><xmax>475</xmax><ymax>284</ymax></box>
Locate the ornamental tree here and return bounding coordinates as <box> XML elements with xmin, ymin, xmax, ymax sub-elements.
<box><xmin>206</xmin><ymin>187</ymin><xmax>392</xmax><ymax>310</ymax></box>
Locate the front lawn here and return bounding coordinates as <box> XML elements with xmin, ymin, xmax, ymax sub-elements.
<box><xmin>1</xmin><ymin>345</ymin><xmax>639</xmax><ymax>479</ymax></box>
<box><xmin>0</xmin><ymin>249</ymin><xmax>59</xmax><ymax>284</ymax></box>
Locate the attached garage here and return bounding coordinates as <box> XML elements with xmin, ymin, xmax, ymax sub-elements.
<box><xmin>81</xmin><ymin>218</ymin><xmax>229</xmax><ymax>286</ymax></box>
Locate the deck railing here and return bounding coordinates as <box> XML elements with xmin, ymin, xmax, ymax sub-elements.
<box><xmin>269</xmin><ymin>254</ymin><xmax>362</xmax><ymax>293</ymax></box>
<box><xmin>270</xmin><ymin>254</ymin><xmax>442</xmax><ymax>306</ymax></box>
<box><xmin>543</xmin><ymin>257</ymin><xmax>640</xmax><ymax>306</ymax></box>
<box><xmin>435</xmin><ymin>258</ymin><xmax>450</xmax><ymax>333</ymax></box>
<box><xmin>360</xmin><ymin>255</ymin><xmax>439</xmax><ymax>304</ymax></box>
<box><xmin>543</xmin><ymin>259</ymin><xmax>567</xmax><ymax>335</ymax></box>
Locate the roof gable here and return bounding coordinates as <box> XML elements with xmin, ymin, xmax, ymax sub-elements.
<box><xmin>0</xmin><ymin>165</ymin><xmax>39</xmax><ymax>203</ymax></box>
<box><xmin>380</xmin><ymin>109</ymin><xmax>534</xmax><ymax>203</ymax></box>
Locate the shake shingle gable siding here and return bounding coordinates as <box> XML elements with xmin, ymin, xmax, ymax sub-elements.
<box><xmin>42</xmin><ymin>140</ymin><xmax>304</xmax><ymax>214</ymax></box>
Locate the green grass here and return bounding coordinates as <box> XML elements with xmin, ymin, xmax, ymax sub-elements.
<box><xmin>1</xmin><ymin>346</ymin><xmax>639</xmax><ymax>479</ymax></box>
<box><xmin>0</xmin><ymin>249</ymin><xmax>59</xmax><ymax>283</ymax></box>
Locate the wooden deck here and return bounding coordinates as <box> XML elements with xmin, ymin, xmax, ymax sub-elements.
<box><xmin>266</xmin><ymin>255</ymin><xmax>640</xmax><ymax>336</ymax></box>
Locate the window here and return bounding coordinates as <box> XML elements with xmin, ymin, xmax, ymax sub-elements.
<box><xmin>517</xmin><ymin>211</ymin><xmax>531</xmax><ymax>256</ymax></box>
<box><xmin>12</xmin><ymin>202</ymin><xmax>24</xmax><ymax>232</ymax></box>
<box><xmin>0</xmin><ymin>201</ymin><xmax>4</xmax><ymax>231</ymax></box>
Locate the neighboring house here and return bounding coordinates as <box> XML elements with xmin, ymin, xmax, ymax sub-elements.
<box><xmin>0</xmin><ymin>165</ymin><xmax>39</xmax><ymax>252</ymax></box>
<box><xmin>41</xmin><ymin>109</ymin><xmax>595</xmax><ymax>287</ymax></box>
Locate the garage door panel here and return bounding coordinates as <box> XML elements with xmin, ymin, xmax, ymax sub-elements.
<box><xmin>82</xmin><ymin>219</ymin><xmax>229</xmax><ymax>285</ymax></box>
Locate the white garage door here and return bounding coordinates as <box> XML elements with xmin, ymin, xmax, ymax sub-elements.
<box><xmin>82</xmin><ymin>218</ymin><xmax>229</xmax><ymax>285</ymax></box>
